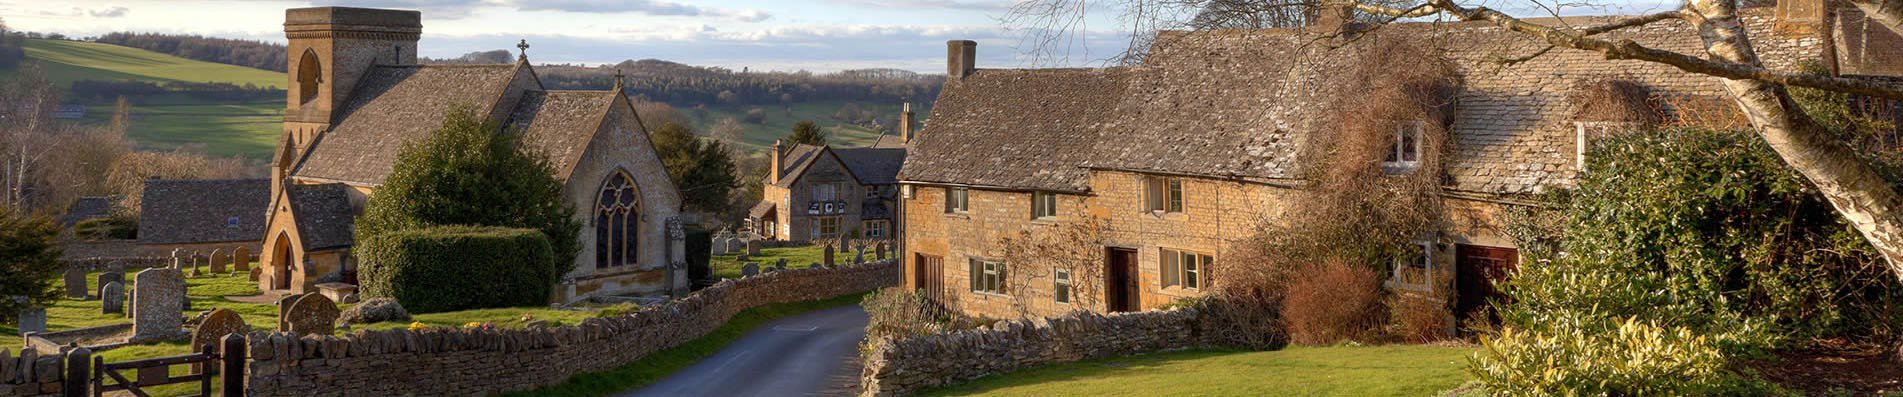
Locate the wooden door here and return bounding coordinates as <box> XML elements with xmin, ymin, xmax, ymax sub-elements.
<box><xmin>1455</xmin><ymin>244</ymin><xmax>1518</xmax><ymax>328</ymax></box>
<box><xmin>1106</xmin><ymin>248</ymin><xmax>1140</xmax><ymax>312</ymax></box>
<box><xmin>914</xmin><ymin>254</ymin><xmax>944</xmax><ymax>304</ymax></box>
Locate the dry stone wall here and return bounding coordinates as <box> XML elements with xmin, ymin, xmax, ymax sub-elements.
<box><xmin>0</xmin><ymin>348</ymin><xmax>62</xmax><ymax>397</ymax></box>
<box><xmin>244</xmin><ymin>259</ymin><xmax>899</xmax><ymax>396</ymax></box>
<box><xmin>859</xmin><ymin>308</ymin><xmax>1204</xmax><ymax>396</ymax></box>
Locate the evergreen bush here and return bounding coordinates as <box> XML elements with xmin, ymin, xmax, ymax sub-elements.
<box><xmin>358</xmin><ymin>226</ymin><xmax>555</xmax><ymax>313</ymax></box>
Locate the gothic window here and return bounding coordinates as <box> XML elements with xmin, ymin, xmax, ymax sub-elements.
<box><xmin>297</xmin><ymin>49</ymin><xmax>322</xmax><ymax>105</ymax></box>
<box><xmin>595</xmin><ymin>172</ymin><xmax>640</xmax><ymax>269</ymax></box>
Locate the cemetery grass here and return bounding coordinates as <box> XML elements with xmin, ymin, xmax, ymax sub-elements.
<box><xmin>708</xmin><ymin>245</ymin><xmax>830</xmax><ymax>279</ymax></box>
<box><xmin>915</xmin><ymin>345</ymin><xmax>1476</xmax><ymax>397</ymax></box>
<box><xmin>505</xmin><ymin>292</ymin><xmax>870</xmax><ymax>397</ymax></box>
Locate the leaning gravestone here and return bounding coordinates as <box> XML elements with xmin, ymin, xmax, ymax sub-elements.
<box><xmin>130</xmin><ymin>268</ymin><xmax>185</xmax><ymax>342</ymax></box>
<box><xmin>248</xmin><ymin>267</ymin><xmax>261</xmax><ymax>282</ymax></box>
<box><xmin>741</xmin><ymin>262</ymin><xmax>760</xmax><ymax>277</ymax></box>
<box><xmin>191</xmin><ymin>309</ymin><xmax>248</xmax><ymax>352</ymax></box>
<box><xmin>823</xmin><ymin>245</ymin><xmax>835</xmax><ymax>267</ymax></box>
<box><xmin>877</xmin><ymin>242</ymin><xmax>888</xmax><ymax>260</ymax></box>
<box><xmin>17</xmin><ymin>306</ymin><xmax>46</xmax><ymax>334</ymax></box>
<box><xmin>232</xmin><ymin>247</ymin><xmax>251</xmax><ymax>273</ymax></box>
<box><xmin>63</xmin><ymin>268</ymin><xmax>88</xmax><ymax>299</ymax></box>
<box><xmin>208</xmin><ymin>249</ymin><xmax>227</xmax><ymax>274</ymax></box>
<box><xmin>747</xmin><ymin>239</ymin><xmax>761</xmax><ymax>256</ymax></box>
<box><xmin>101</xmin><ymin>281</ymin><xmax>125</xmax><ymax>315</ymax></box>
<box><xmin>282</xmin><ymin>294</ymin><xmax>340</xmax><ymax>336</ymax></box>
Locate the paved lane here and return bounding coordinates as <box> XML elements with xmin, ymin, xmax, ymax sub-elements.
<box><xmin>620</xmin><ymin>305</ymin><xmax>868</xmax><ymax>397</ymax></box>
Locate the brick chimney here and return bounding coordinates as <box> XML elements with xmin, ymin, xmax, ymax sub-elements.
<box><xmin>947</xmin><ymin>40</ymin><xmax>976</xmax><ymax>79</ymax></box>
<box><xmin>769</xmin><ymin>139</ymin><xmax>783</xmax><ymax>185</ymax></box>
<box><xmin>900</xmin><ymin>103</ymin><xmax>916</xmax><ymax>144</ymax></box>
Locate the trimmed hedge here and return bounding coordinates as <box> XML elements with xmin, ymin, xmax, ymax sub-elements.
<box><xmin>358</xmin><ymin>225</ymin><xmax>555</xmax><ymax>313</ymax></box>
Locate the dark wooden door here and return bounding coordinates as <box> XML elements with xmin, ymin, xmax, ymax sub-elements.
<box><xmin>1107</xmin><ymin>248</ymin><xmax>1140</xmax><ymax>312</ymax></box>
<box><xmin>1455</xmin><ymin>244</ymin><xmax>1518</xmax><ymax>328</ymax></box>
<box><xmin>914</xmin><ymin>254</ymin><xmax>944</xmax><ymax>304</ymax></box>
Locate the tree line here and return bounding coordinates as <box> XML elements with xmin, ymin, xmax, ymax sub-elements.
<box><xmin>90</xmin><ymin>32</ymin><xmax>288</xmax><ymax>72</ymax></box>
<box><xmin>533</xmin><ymin>58</ymin><xmax>942</xmax><ymax>108</ymax></box>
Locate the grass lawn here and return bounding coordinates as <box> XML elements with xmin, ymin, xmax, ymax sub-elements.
<box><xmin>505</xmin><ymin>292</ymin><xmax>868</xmax><ymax>397</ymax></box>
<box><xmin>917</xmin><ymin>345</ymin><xmax>1476</xmax><ymax>397</ymax></box>
<box><xmin>708</xmin><ymin>245</ymin><xmax>831</xmax><ymax>279</ymax></box>
<box><xmin>16</xmin><ymin>39</ymin><xmax>284</xmax><ymax>89</ymax></box>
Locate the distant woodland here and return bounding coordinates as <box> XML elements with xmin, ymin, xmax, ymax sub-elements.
<box><xmin>91</xmin><ymin>32</ymin><xmax>289</xmax><ymax>72</ymax></box>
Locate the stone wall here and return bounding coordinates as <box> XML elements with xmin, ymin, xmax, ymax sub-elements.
<box><xmin>243</xmin><ymin>259</ymin><xmax>900</xmax><ymax>396</ymax></box>
<box><xmin>858</xmin><ymin>308</ymin><xmax>1204</xmax><ymax>396</ymax></box>
<box><xmin>0</xmin><ymin>349</ymin><xmax>63</xmax><ymax>397</ymax></box>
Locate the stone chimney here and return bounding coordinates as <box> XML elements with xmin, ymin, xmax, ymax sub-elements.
<box><xmin>900</xmin><ymin>103</ymin><xmax>917</xmax><ymax>144</ymax></box>
<box><xmin>769</xmin><ymin>139</ymin><xmax>784</xmax><ymax>185</ymax></box>
<box><xmin>947</xmin><ymin>40</ymin><xmax>976</xmax><ymax>79</ymax></box>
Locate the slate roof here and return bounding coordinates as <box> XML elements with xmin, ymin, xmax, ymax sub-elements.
<box><xmin>512</xmin><ymin>90</ymin><xmax>617</xmax><ymax>178</ymax></box>
<box><xmin>833</xmin><ymin>147</ymin><xmax>906</xmax><ymax>185</ymax></box>
<box><xmin>138</xmin><ymin>179</ymin><xmax>269</xmax><ymax>244</ymax></box>
<box><xmin>870</xmin><ymin>134</ymin><xmax>907</xmax><ymax>148</ymax></box>
<box><xmin>286</xmin><ymin>183</ymin><xmax>356</xmax><ymax>251</ymax></box>
<box><xmin>898</xmin><ymin>68</ymin><xmax>1129</xmax><ymax>192</ymax></box>
<box><xmin>62</xmin><ymin>196</ymin><xmax>112</xmax><ymax>226</ymax></box>
<box><xmin>769</xmin><ymin>144</ymin><xmax>827</xmax><ymax>187</ymax></box>
<box><xmin>861</xmin><ymin>198</ymin><xmax>892</xmax><ymax>220</ymax></box>
<box><xmin>292</xmin><ymin>64</ymin><xmax>523</xmax><ymax>185</ymax></box>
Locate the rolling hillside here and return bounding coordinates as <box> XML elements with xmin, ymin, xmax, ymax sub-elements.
<box><xmin>14</xmin><ymin>38</ymin><xmax>285</xmax><ymax>159</ymax></box>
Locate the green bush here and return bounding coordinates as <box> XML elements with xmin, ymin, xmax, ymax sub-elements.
<box><xmin>0</xmin><ymin>208</ymin><xmax>61</xmax><ymax>320</ymax></box>
<box><xmin>74</xmin><ymin>215</ymin><xmax>136</xmax><ymax>240</ymax></box>
<box><xmin>358</xmin><ymin>226</ymin><xmax>555</xmax><ymax>313</ymax></box>
<box><xmin>1471</xmin><ymin>315</ymin><xmax>1776</xmax><ymax>395</ymax></box>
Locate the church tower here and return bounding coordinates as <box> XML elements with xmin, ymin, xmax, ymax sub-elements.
<box><xmin>278</xmin><ymin>7</ymin><xmax>421</xmax><ymax>175</ymax></box>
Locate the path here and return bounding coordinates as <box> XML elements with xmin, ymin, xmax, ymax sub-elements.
<box><xmin>620</xmin><ymin>305</ymin><xmax>869</xmax><ymax>397</ymax></box>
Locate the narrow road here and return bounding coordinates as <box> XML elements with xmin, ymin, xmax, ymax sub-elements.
<box><xmin>620</xmin><ymin>305</ymin><xmax>869</xmax><ymax>397</ymax></box>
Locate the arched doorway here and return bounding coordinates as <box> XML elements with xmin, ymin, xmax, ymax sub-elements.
<box><xmin>272</xmin><ymin>232</ymin><xmax>293</xmax><ymax>290</ymax></box>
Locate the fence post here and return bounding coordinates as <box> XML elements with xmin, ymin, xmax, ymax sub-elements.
<box><xmin>62</xmin><ymin>347</ymin><xmax>90</xmax><ymax>397</ymax></box>
<box><xmin>222</xmin><ymin>334</ymin><xmax>246</xmax><ymax>397</ymax></box>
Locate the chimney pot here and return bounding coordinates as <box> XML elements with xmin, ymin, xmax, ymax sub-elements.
<box><xmin>947</xmin><ymin>40</ymin><xmax>976</xmax><ymax>79</ymax></box>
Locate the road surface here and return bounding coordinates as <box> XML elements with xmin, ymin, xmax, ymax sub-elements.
<box><xmin>619</xmin><ymin>304</ymin><xmax>869</xmax><ymax>397</ymax></box>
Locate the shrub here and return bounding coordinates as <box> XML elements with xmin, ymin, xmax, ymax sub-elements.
<box><xmin>0</xmin><ymin>208</ymin><xmax>61</xmax><ymax>320</ymax></box>
<box><xmin>73</xmin><ymin>215</ymin><xmax>136</xmax><ymax>240</ymax></box>
<box><xmin>358</xmin><ymin>226</ymin><xmax>555</xmax><ymax>313</ymax></box>
<box><xmin>862</xmin><ymin>288</ymin><xmax>979</xmax><ymax>340</ymax></box>
<box><xmin>1470</xmin><ymin>316</ymin><xmax>1776</xmax><ymax>395</ymax></box>
<box><xmin>1281</xmin><ymin>260</ymin><xmax>1384</xmax><ymax>345</ymax></box>
<box><xmin>1389</xmin><ymin>294</ymin><xmax>1451</xmax><ymax>344</ymax></box>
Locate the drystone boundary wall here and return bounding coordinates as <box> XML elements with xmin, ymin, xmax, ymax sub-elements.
<box><xmin>244</xmin><ymin>259</ymin><xmax>899</xmax><ymax>396</ymax></box>
<box><xmin>0</xmin><ymin>349</ymin><xmax>62</xmax><ymax>397</ymax></box>
<box><xmin>859</xmin><ymin>308</ymin><xmax>1204</xmax><ymax>396</ymax></box>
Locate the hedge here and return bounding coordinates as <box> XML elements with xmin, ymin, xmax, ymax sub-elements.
<box><xmin>358</xmin><ymin>225</ymin><xmax>555</xmax><ymax>313</ymax></box>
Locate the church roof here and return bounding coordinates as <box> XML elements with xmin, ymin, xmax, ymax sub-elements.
<box><xmin>138</xmin><ymin>178</ymin><xmax>269</xmax><ymax>245</ymax></box>
<box><xmin>292</xmin><ymin>64</ymin><xmax>524</xmax><ymax>185</ymax></box>
<box><xmin>512</xmin><ymin>90</ymin><xmax>619</xmax><ymax>178</ymax></box>
<box><xmin>286</xmin><ymin>183</ymin><xmax>356</xmax><ymax>251</ymax></box>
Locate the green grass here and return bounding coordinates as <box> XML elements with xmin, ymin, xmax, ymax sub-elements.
<box><xmin>360</xmin><ymin>306</ymin><xmax>602</xmax><ymax>331</ymax></box>
<box><xmin>16</xmin><ymin>39</ymin><xmax>284</xmax><ymax>89</ymax></box>
<box><xmin>708</xmin><ymin>245</ymin><xmax>831</xmax><ymax>279</ymax></box>
<box><xmin>917</xmin><ymin>345</ymin><xmax>1476</xmax><ymax>397</ymax></box>
<box><xmin>506</xmin><ymin>292</ymin><xmax>868</xmax><ymax>397</ymax></box>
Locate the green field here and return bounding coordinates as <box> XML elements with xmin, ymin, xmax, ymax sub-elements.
<box><xmin>14</xmin><ymin>38</ymin><xmax>286</xmax><ymax>159</ymax></box>
<box><xmin>689</xmin><ymin>101</ymin><xmax>929</xmax><ymax>153</ymax></box>
<box><xmin>917</xmin><ymin>345</ymin><xmax>1476</xmax><ymax>396</ymax></box>
<box><xmin>708</xmin><ymin>245</ymin><xmax>832</xmax><ymax>279</ymax></box>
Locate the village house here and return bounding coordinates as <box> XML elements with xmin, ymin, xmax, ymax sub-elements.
<box><xmin>750</xmin><ymin>107</ymin><xmax>913</xmax><ymax>242</ymax></box>
<box><xmin>138</xmin><ymin>178</ymin><xmax>269</xmax><ymax>255</ymax></box>
<box><xmin>260</xmin><ymin>7</ymin><xmax>686</xmax><ymax>303</ymax></box>
<box><xmin>900</xmin><ymin>0</ymin><xmax>1901</xmax><ymax>320</ymax></box>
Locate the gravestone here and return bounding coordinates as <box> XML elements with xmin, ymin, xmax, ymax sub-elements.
<box><xmin>130</xmin><ymin>268</ymin><xmax>185</xmax><ymax>342</ymax></box>
<box><xmin>17</xmin><ymin>306</ymin><xmax>45</xmax><ymax>334</ymax></box>
<box><xmin>741</xmin><ymin>262</ymin><xmax>760</xmax><ymax>277</ymax></box>
<box><xmin>170</xmin><ymin>248</ymin><xmax>184</xmax><ymax>269</ymax></box>
<box><xmin>232</xmin><ymin>246</ymin><xmax>251</xmax><ymax>273</ymax></box>
<box><xmin>274</xmin><ymin>294</ymin><xmax>304</xmax><ymax>330</ymax></box>
<box><xmin>187</xmin><ymin>252</ymin><xmax>203</xmax><ymax>278</ymax></box>
<box><xmin>854</xmin><ymin>250</ymin><xmax>866</xmax><ymax>265</ymax></box>
<box><xmin>725</xmin><ymin>238</ymin><xmax>743</xmax><ymax>254</ymax></box>
<box><xmin>98</xmin><ymin>271</ymin><xmax>124</xmax><ymax>290</ymax></box>
<box><xmin>63</xmin><ymin>268</ymin><xmax>88</xmax><ymax>299</ymax></box>
<box><xmin>876</xmin><ymin>242</ymin><xmax>887</xmax><ymax>260</ymax></box>
<box><xmin>100</xmin><ymin>281</ymin><xmax>125</xmax><ymax>315</ymax></box>
<box><xmin>747</xmin><ymin>239</ymin><xmax>761</xmax><ymax>256</ymax></box>
<box><xmin>823</xmin><ymin>245</ymin><xmax>835</xmax><ymax>267</ymax></box>
<box><xmin>208</xmin><ymin>249</ymin><xmax>227</xmax><ymax>274</ymax></box>
<box><xmin>248</xmin><ymin>267</ymin><xmax>261</xmax><ymax>282</ymax></box>
<box><xmin>283</xmin><ymin>293</ymin><xmax>340</xmax><ymax>336</ymax></box>
<box><xmin>710</xmin><ymin>238</ymin><xmax>727</xmax><ymax>257</ymax></box>
<box><xmin>191</xmin><ymin>309</ymin><xmax>248</xmax><ymax>352</ymax></box>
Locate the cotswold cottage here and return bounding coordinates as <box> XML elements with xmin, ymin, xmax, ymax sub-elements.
<box><xmin>751</xmin><ymin>125</ymin><xmax>910</xmax><ymax>242</ymax></box>
<box><xmin>260</xmin><ymin>7</ymin><xmax>686</xmax><ymax>302</ymax></box>
<box><xmin>899</xmin><ymin>0</ymin><xmax>1901</xmax><ymax>320</ymax></box>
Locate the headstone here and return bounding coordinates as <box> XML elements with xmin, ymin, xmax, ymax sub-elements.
<box><xmin>63</xmin><ymin>268</ymin><xmax>87</xmax><ymax>299</ymax></box>
<box><xmin>170</xmin><ymin>248</ymin><xmax>183</xmax><ymax>269</ymax></box>
<box><xmin>747</xmin><ymin>239</ymin><xmax>761</xmax><ymax>256</ymax></box>
<box><xmin>710</xmin><ymin>238</ymin><xmax>727</xmax><ymax>257</ymax></box>
<box><xmin>98</xmin><ymin>271</ymin><xmax>124</xmax><ymax>289</ymax></box>
<box><xmin>130</xmin><ymin>268</ymin><xmax>185</xmax><ymax>342</ymax></box>
<box><xmin>854</xmin><ymin>249</ymin><xmax>866</xmax><ymax>265</ymax></box>
<box><xmin>248</xmin><ymin>267</ymin><xmax>261</xmax><ymax>282</ymax></box>
<box><xmin>282</xmin><ymin>293</ymin><xmax>340</xmax><ymax>336</ymax></box>
<box><xmin>876</xmin><ymin>242</ymin><xmax>887</xmax><ymax>260</ymax></box>
<box><xmin>190</xmin><ymin>308</ymin><xmax>248</xmax><ymax>352</ymax></box>
<box><xmin>275</xmin><ymin>294</ymin><xmax>304</xmax><ymax>330</ymax></box>
<box><xmin>100</xmin><ymin>281</ymin><xmax>125</xmax><ymax>315</ymax></box>
<box><xmin>16</xmin><ymin>306</ymin><xmax>45</xmax><ymax>334</ymax></box>
<box><xmin>741</xmin><ymin>262</ymin><xmax>760</xmax><ymax>277</ymax></box>
<box><xmin>209</xmin><ymin>249</ymin><xmax>227</xmax><ymax>274</ymax></box>
<box><xmin>725</xmin><ymin>238</ymin><xmax>743</xmax><ymax>254</ymax></box>
<box><xmin>233</xmin><ymin>246</ymin><xmax>251</xmax><ymax>273</ymax></box>
<box><xmin>823</xmin><ymin>245</ymin><xmax>835</xmax><ymax>267</ymax></box>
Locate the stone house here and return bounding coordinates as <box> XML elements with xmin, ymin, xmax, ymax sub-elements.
<box><xmin>137</xmin><ymin>178</ymin><xmax>269</xmax><ymax>255</ymax></box>
<box><xmin>899</xmin><ymin>2</ymin><xmax>1901</xmax><ymax>319</ymax></box>
<box><xmin>750</xmin><ymin>112</ymin><xmax>912</xmax><ymax>242</ymax></box>
<box><xmin>261</xmin><ymin>7</ymin><xmax>687</xmax><ymax>303</ymax></box>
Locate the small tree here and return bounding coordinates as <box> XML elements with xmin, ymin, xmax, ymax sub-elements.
<box><xmin>356</xmin><ymin>107</ymin><xmax>580</xmax><ymax>277</ymax></box>
<box><xmin>650</xmin><ymin>122</ymin><xmax>738</xmax><ymax>213</ymax></box>
<box><xmin>788</xmin><ymin>121</ymin><xmax>827</xmax><ymax>146</ymax></box>
<box><xmin>0</xmin><ymin>208</ymin><xmax>60</xmax><ymax>320</ymax></box>
<box><xmin>743</xmin><ymin>108</ymin><xmax>768</xmax><ymax>125</ymax></box>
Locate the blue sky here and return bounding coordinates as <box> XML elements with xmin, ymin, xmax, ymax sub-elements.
<box><xmin>0</xmin><ymin>0</ymin><xmax>1680</xmax><ymax>73</ymax></box>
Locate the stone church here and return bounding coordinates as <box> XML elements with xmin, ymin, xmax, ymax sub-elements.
<box><xmin>260</xmin><ymin>7</ymin><xmax>687</xmax><ymax>303</ymax></box>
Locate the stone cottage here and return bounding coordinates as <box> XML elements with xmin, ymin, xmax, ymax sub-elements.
<box><xmin>899</xmin><ymin>1</ymin><xmax>1901</xmax><ymax>319</ymax></box>
<box><xmin>138</xmin><ymin>178</ymin><xmax>269</xmax><ymax>255</ymax></box>
<box><xmin>260</xmin><ymin>7</ymin><xmax>687</xmax><ymax>303</ymax></box>
<box><xmin>750</xmin><ymin>115</ymin><xmax>911</xmax><ymax>242</ymax></box>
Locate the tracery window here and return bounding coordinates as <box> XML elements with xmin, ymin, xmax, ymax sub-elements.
<box><xmin>595</xmin><ymin>172</ymin><xmax>640</xmax><ymax>269</ymax></box>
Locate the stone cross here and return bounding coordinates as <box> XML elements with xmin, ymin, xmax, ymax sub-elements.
<box><xmin>130</xmin><ymin>268</ymin><xmax>185</xmax><ymax>343</ymax></box>
<box><xmin>741</xmin><ymin>262</ymin><xmax>760</xmax><ymax>277</ymax></box>
<box><xmin>16</xmin><ymin>306</ymin><xmax>45</xmax><ymax>334</ymax></box>
<box><xmin>188</xmin><ymin>252</ymin><xmax>204</xmax><ymax>278</ymax></box>
<box><xmin>233</xmin><ymin>246</ymin><xmax>251</xmax><ymax>273</ymax></box>
<box><xmin>63</xmin><ymin>268</ymin><xmax>88</xmax><ymax>299</ymax></box>
<box><xmin>100</xmin><ymin>281</ymin><xmax>125</xmax><ymax>315</ymax></box>
<box><xmin>191</xmin><ymin>309</ymin><xmax>248</xmax><ymax>352</ymax></box>
<box><xmin>282</xmin><ymin>293</ymin><xmax>340</xmax><ymax>336</ymax></box>
<box><xmin>747</xmin><ymin>239</ymin><xmax>761</xmax><ymax>256</ymax></box>
<box><xmin>823</xmin><ymin>245</ymin><xmax>835</xmax><ymax>267</ymax></box>
<box><xmin>208</xmin><ymin>249</ymin><xmax>227</xmax><ymax>274</ymax></box>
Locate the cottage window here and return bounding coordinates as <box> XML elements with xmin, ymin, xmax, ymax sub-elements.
<box><xmin>1575</xmin><ymin>122</ymin><xmax>1638</xmax><ymax>172</ymax></box>
<box><xmin>1383</xmin><ymin>121</ymin><xmax>1425</xmax><ymax>171</ymax></box>
<box><xmin>866</xmin><ymin>185</ymin><xmax>880</xmax><ymax>198</ymax></box>
<box><xmin>1031</xmin><ymin>192</ymin><xmax>1058</xmax><ymax>220</ymax></box>
<box><xmin>1054</xmin><ymin>268</ymin><xmax>1072</xmax><ymax>304</ymax></box>
<box><xmin>813</xmin><ymin>183</ymin><xmax>838</xmax><ymax>202</ymax></box>
<box><xmin>594</xmin><ymin>172</ymin><xmax>640</xmax><ymax>269</ymax></box>
<box><xmin>1392</xmin><ymin>241</ymin><xmax>1434</xmax><ymax>289</ymax></box>
<box><xmin>1144</xmin><ymin>177</ymin><xmax>1184</xmax><ymax>213</ymax></box>
<box><xmin>814</xmin><ymin>216</ymin><xmax>840</xmax><ymax>238</ymax></box>
<box><xmin>1160</xmin><ymin>248</ymin><xmax>1212</xmax><ymax>290</ymax></box>
<box><xmin>863</xmin><ymin>220</ymin><xmax>886</xmax><ymax>238</ymax></box>
<box><xmin>945</xmin><ymin>187</ymin><xmax>969</xmax><ymax>214</ymax></box>
<box><xmin>969</xmin><ymin>258</ymin><xmax>1005</xmax><ymax>294</ymax></box>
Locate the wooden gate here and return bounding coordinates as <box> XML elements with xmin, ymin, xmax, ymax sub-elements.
<box><xmin>913</xmin><ymin>253</ymin><xmax>944</xmax><ymax>304</ymax></box>
<box><xmin>91</xmin><ymin>335</ymin><xmax>245</xmax><ymax>397</ymax></box>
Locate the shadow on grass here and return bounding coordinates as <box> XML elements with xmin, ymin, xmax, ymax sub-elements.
<box><xmin>915</xmin><ymin>345</ymin><xmax>1476</xmax><ymax>397</ymax></box>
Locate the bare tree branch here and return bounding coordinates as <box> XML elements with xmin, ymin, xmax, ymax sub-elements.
<box><xmin>1848</xmin><ymin>0</ymin><xmax>1903</xmax><ymax>34</ymax></box>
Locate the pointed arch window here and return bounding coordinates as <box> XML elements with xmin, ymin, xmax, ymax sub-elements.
<box><xmin>297</xmin><ymin>49</ymin><xmax>322</xmax><ymax>105</ymax></box>
<box><xmin>595</xmin><ymin>172</ymin><xmax>641</xmax><ymax>269</ymax></box>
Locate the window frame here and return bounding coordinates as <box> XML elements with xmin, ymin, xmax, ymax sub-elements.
<box><xmin>863</xmin><ymin>220</ymin><xmax>885</xmax><ymax>238</ymax></box>
<box><xmin>1159</xmin><ymin>248</ymin><xmax>1212</xmax><ymax>290</ymax></box>
<box><xmin>1391</xmin><ymin>241</ymin><xmax>1434</xmax><ymax>290</ymax></box>
<box><xmin>944</xmin><ymin>187</ymin><xmax>970</xmax><ymax>214</ymax></box>
<box><xmin>1031</xmin><ymin>191</ymin><xmax>1058</xmax><ymax>220</ymax></box>
<box><xmin>1382</xmin><ymin>121</ymin><xmax>1425</xmax><ymax>171</ymax></box>
<box><xmin>1145</xmin><ymin>177</ymin><xmax>1185</xmax><ymax>214</ymax></box>
<box><xmin>814</xmin><ymin>216</ymin><xmax>840</xmax><ymax>238</ymax></box>
<box><xmin>1053</xmin><ymin>267</ymin><xmax>1072</xmax><ymax>304</ymax></box>
<box><xmin>969</xmin><ymin>258</ymin><xmax>1005</xmax><ymax>295</ymax></box>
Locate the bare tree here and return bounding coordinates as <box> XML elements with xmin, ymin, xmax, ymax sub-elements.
<box><xmin>0</xmin><ymin>64</ymin><xmax>59</xmax><ymax>211</ymax></box>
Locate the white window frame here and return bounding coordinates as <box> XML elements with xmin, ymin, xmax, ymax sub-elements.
<box><xmin>1160</xmin><ymin>248</ymin><xmax>1212</xmax><ymax>290</ymax></box>
<box><xmin>945</xmin><ymin>187</ymin><xmax>969</xmax><ymax>214</ymax></box>
<box><xmin>813</xmin><ymin>183</ymin><xmax>837</xmax><ymax>202</ymax></box>
<box><xmin>1144</xmin><ymin>177</ymin><xmax>1184</xmax><ymax>214</ymax></box>
<box><xmin>1031</xmin><ymin>191</ymin><xmax>1058</xmax><ymax>220</ymax></box>
<box><xmin>1382</xmin><ymin>121</ymin><xmax>1425</xmax><ymax>171</ymax></box>
<box><xmin>970</xmin><ymin>258</ymin><xmax>1004</xmax><ymax>294</ymax></box>
<box><xmin>1054</xmin><ymin>268</ymin><xmax>1072</xmax><ymax>304</ymax></box>
<box><xmin>1391</xmin><ymin>241</ymin><xmax>1434</xmax><ymax>291</ymax></box>
<box><xmin>863</xmin><ymin>220</ymin><xmax>885</xmax><ymax>238</ymax></box>
<box><xmin>1575</xmin><ymin>122</ymin><xmax>1639</xmax><ymax>172</ymax></box>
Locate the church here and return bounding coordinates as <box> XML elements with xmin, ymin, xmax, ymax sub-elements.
<box><xmin>260</xmin><ymin>6</ymin><xmax>687</xmax><ymax>303</ymax></box>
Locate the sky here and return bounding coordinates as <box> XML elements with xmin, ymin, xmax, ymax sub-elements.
<box><xmin>0</xmin><ymin>0</ymin><xmax>1682</xmax><ymax>73</ymax></box>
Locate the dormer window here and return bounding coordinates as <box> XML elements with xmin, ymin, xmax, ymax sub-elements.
<box><xmin>1575</xmin><ymin>122</ymin><xmax>1638</xmax><ymax>172</ymax></box>
<box><xmin>1383</xmin><ymin>121</ymin><xmax>1424</xmax><ymax>171</ymax></box>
